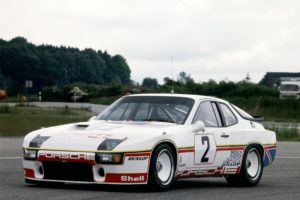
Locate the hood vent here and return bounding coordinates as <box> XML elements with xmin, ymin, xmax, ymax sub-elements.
<box><xmin>74</xmin><ymin>124</ymin><xmax>89</xmax><ymax>130</ymax></box>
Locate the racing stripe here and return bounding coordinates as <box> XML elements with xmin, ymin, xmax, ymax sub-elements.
<box><xmin>29</xmin><ymin>135</ymin><xmax>50</xmax><ymax>148</ymax></box>
<box><xmin>97</xmin><ymin>138</ymin><xmax>126</xmax><ymax>150</ymax></box>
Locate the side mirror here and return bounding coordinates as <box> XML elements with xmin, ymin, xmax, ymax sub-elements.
<box><xmin>191</xmin><ymin>121</ymin><xmax>205</xmax><ymax>132</ymax></box>
<box><xmin>89</xmin><ymin>116</ymin><xmax>97</xmax><ymax>121</ymax></box>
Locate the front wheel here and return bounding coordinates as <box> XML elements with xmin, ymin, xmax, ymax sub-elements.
<box><xmin>148</xmin><ymin>144</ymin><xmax>175</xmax><ymax>191</ymax></box>
<box><xmin>226</xmin><ymin>146</ymin><xmax>263</xmax><ymax>187</ymax></box>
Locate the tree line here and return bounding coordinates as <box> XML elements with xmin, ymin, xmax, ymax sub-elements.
<box><xmin>0</xmin><ymin>37</ymin><xmax>282</xmax><ymax>102</ymax></box>
<box><xmin>141</xmin><ymin>71</ymin><xmax>278</xmax><ymax>98</ymax></box>
<box><xmin>0</xmin><ymin>37</ymin><xmax>131</xmax><ymax>95</ymax></box>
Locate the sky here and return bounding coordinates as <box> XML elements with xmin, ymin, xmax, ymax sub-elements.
<box><xmin>1</xmin><ymin>0</ymin><xmax>300</xmax><ymax>84</ymax></box>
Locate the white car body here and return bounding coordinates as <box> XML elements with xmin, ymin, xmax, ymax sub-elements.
<box><xmin>23</xmin><ymin>94</ymin><xmax>276</xmax><ymax>187</ymax></box>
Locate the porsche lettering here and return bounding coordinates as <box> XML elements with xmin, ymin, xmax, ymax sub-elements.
<box><xmin>38</xmin><ymin>152</ymin><xmax>94</xmax><ymax>161</ymax></box>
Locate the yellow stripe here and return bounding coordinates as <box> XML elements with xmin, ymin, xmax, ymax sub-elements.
<box><xmin>178</xmin><ymin>143</ymin><xmax>276</xmax><ymax>149</ymax></box>
<box><xmin>23</xmin><ymin>147</ymin><xmax>152</xmax><ymax>153</ymax></box>
<box><xmin>178</xmin><ymin>146</ymin><xmax>194</xmax><ymax>149</ymax></box>
<box><xmin>24</xmin><ymin>143</ymin><xmax>276</xmax><ymax>153</ymax></box>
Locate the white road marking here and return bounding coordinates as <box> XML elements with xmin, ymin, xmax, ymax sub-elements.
<box><xmin>0</xmin><ymin>157</ymin><xmax>22</xmax><ymax>160</ymax></box>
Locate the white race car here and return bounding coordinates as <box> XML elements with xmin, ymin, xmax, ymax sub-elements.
<box><xmin>23</xmin><ymin>94</ymin><xmax>276</xmax><ymax>190</ymax></box>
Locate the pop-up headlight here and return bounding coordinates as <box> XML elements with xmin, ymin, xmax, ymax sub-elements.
<box><xmin>97</xmin><ymin>139</ymin><xmax>125</xmax><ymax>150</ymax></box>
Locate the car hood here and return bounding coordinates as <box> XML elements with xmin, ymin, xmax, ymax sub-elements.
<box><xmin>23</xmin><ymin>120</ymin><xmax>179</xmax><ymax>152</ymax></box>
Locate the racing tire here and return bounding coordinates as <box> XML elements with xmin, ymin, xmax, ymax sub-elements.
<box><xmin>148</xmin><ymin>144</ymin><xmax>176</xmax><ymax>191</ymax></box>
<box><xmin>225</xmin><ymin>145</ymin><xmax>263</xmax><ymax>187</ymax></box>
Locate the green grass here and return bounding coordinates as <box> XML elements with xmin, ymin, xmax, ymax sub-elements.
<box><xmin>0</xmin><ymin>106</ymin><xmax>93</xmax><ymax>137</ymax></box>
<box><xmin>0</xmin><ymin>104</ymin><xmax>11</xmax><ymax>113</ymax></box>
<box><xmin>227</xmin><ymin>97</ymin><xmax>300</xmax><ymax>122</ymax></box>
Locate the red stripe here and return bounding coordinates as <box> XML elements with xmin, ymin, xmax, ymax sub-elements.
<box><xmin>217</xmin><ymin>147</ymin><xmax>245</xmax><ymax>151</ymax></box>
<box><xmin>105</xmin><ymin>173</ymin><xmax>148</xmax><ymax>183</ymax></box>
<box><xmin>124</xmin><ymin>152</ymin><xmax>151</xmax><ymax>157</ymax></box>
<box><xmin>178</xmin><ymin>146</ymin><xmax>245</xmax><ymax>153</ymax></box>
<box><xmin>24</xmin><ymin>168</ymin><xmax>35</xmax><ymax>178</ymax></box>
<box><xmin>264</xmin><ymin>145</ymin><xmax>277</xmax><ymax>149</ymax></box>
<box><xmin>178</xmin><ymin>149</ymin><xmax>195</xmax><ymax>153</ymax></box>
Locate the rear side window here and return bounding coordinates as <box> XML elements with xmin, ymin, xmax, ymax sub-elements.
<box><xmin>219</xmin><ymin>103</ymin><xmax>238</xmax><ymax>126</ymax></box>
<box><xmin>211</xmin><ymin>102</ymin><xmax>222</xmax><ymax>126</ymax></box>
<box><xmin>192</xmin><ymin>101</ymin><xmax>219</xmax><ymax>127</ymax></box>
<box><xmin>231</xmin><ymin>104</ymin><xmax>253</xmax><ymax>119</ymax></box>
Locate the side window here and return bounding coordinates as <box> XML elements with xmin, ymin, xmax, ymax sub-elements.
<box><xmin>219</xmin><ymin>103</ymin><xmax>238</xmax><ymax>126</ymax></box>
<box><xmin>192</xmin><ymin>101</ymin><xmax>219</xmax><ymax>127</ymax></box>
<box><xmin>211</xmin><ymin>102</ymin><xmax>222</xmax><ymax>126</ymax></box>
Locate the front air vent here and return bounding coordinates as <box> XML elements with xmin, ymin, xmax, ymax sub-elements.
<box><xmin>71</xmin><ymin>124</ymin><xmax>89</xmax><ymax>130</ymax></box>
<box><xmin>43</xmin><ymin>161</ymin><xmax>93</xmax><ymax>182</ymax></box>
<box><xmin>76</xmin><ymin>124</ymin><xmax>89</xmax><ymax>128</ymax></box>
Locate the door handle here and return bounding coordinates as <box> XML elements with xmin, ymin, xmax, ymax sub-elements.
<box><xmin>221</xmin><ymin>133</ymin><xmax>230</xmax><ymax>138</ymax></box>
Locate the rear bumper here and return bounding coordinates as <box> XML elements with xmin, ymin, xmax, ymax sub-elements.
<box><xmin>263</xmin><ymin>145</ymin><xmax>277</xmax><ymax>167</ymax></box>
<box><xmin>23</xmin><ymin>151</ymin><xmax>151</xmax><ymax>185</ymax></box>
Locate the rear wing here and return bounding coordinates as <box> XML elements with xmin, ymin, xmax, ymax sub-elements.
<box><xmin>244</xmin><ymin>116</ymin><xmax>264</xmax><ymax>123</ymax></box>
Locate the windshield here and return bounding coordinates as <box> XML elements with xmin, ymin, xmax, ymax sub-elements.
<box><xmin>280</xmin><ymin>84</ymin><xmax>299</xmax><ymax>91</ymax></box>
<box><xmin>97</xmin><ymin>96</ymin><xmax>195</xmax><ymax>124</ymax></box>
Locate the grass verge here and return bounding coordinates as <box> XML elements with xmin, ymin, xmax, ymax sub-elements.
<box><xmin>227</xmin><ymin>97</ymin><xmax>300</xmax><ymax>122</ymax></box>
<box><xmin>0</xmin><ymin>106</ymin><xmax>92</xmax><ymax>137</ymax></box>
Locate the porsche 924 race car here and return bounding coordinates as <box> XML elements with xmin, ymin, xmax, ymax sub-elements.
<box><xmin>23</xmin><ymin>94</ymin><xmax>276</xmax><ymax>190</ymax></box>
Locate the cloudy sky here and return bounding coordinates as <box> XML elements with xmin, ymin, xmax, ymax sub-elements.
<box><xmin>1</xmin><ymin>0</ymin><xmax>300</xmax><ymax>83</ymax></box>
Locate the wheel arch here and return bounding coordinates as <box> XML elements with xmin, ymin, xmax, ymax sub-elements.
<box><xmin>151</xmin><ymin>140</ymin><xmax>178</xmax><ymax>167</ymax></box>
<box><xmin>245</xmin><ymin>142</ymin><xmax>264</xmax><ymax>160</ymax></box>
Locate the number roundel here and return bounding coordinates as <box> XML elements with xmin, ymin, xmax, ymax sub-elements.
<box><xmin>194</xmin><ymin>135</ymin><xmax>216</xmax><ymax>164</ymax></box>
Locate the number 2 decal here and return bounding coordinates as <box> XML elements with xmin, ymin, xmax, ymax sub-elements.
<box><xmin>201</xmin><ymin>136</ymin><xmax>210</xmax><ymax>162</ymax></box>
<box><xmin>194</xmin><ymin>135</ymin><xmax>216</xmax><ymax>164</ymax></box>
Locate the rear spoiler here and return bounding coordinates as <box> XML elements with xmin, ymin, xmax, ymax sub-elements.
<box><xmin>244</xmin><ymin>116</ymin><xmax>264</xmax><ymax>123</ymax></box>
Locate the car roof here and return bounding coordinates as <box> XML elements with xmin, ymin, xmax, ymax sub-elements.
<box><xmin>128</xmin><ymin>93</ymin><xmax>227</xmax><ymax>103</ymax></box>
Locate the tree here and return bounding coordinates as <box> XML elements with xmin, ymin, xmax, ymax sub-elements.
<box><xmin>69</xmin><ymin>86</ymin><xmax>88</xmax><ymax>102</ymax></box>
<box><xmin>177</xmin><ymin>71</ymin><xmax>193</xmax><ymax>84</ymax></box>
<box><xmin>244</xmin><ymin>73</ymin><xmax>251</xmax><ymax>83</ymax></box>
<box><xmin>0</xmin><ymin>37</ymin><xmax>132</xmax><ymax>95</ymax></box>
<box><xmin>142</xmin><ymin>77</ymin><xmax>158</xmax><ymax>88</ymax></box>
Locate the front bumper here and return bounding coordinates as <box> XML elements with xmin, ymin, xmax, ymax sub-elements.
<box><xmin>23</xmin><ymin>150</ymin><xmax>151</xmax><ymax>185</ymax></box>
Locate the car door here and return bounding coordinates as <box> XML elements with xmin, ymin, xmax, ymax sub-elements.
<box><xmin>216</xmin><ymin>102</ymin><xmax>244</xmax><ymax>173</ymax></box>
<box><xmin>192</xmin><ymin>101</ymin><xmax>232</xmax><ymax>169</ymax></box>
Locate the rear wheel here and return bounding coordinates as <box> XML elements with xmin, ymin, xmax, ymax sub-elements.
<box><xmin>225</xmin><ymin>146</ymin><xmax>263</xmax><ymax>187</ymax></box>
<box><xmin>148</xmin><ymin>144</ymin><xmax>175</xmax><ymax>191</ymax></box>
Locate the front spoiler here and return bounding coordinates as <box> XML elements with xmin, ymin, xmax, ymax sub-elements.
<box><xmin>23</xmin><ymin>151</ymin><xmax>151</xmax><ymax>185</ymax></box>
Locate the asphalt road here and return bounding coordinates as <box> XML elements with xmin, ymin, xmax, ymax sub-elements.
<box><xmin>0</xmin><ymin>138</ymin><xmax>299</xmax><ymax>200</ymax></box>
